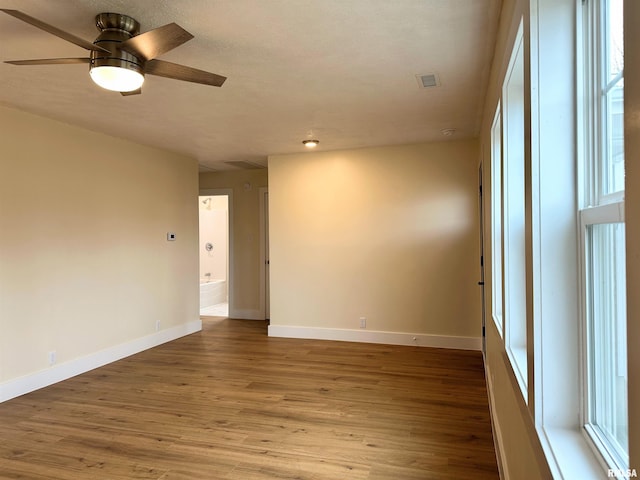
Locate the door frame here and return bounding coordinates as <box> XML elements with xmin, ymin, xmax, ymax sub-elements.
<box><xmin>199</xmin><ymin>188</ymin><xmax>233</xmax><ymax>315</ymax></box>
<box><xmin>259</xmin><ymin>187</ymin><xmax>269</xmax><ymax>320</ymax></box>
<box><xmin>478</xmin><ymin>162</ymin><xmax>487</xmax><ymax>355</ymax></box>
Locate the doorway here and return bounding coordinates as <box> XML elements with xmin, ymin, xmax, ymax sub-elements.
<box><xmin>199</xmin><ymin>193</ymin><xmax>230</xmax><ymax>317</ymax></box>
<box><xmin>478</xmin><ymin>163</ymin><xmax>486</xmax><ymax>355</ymax></box>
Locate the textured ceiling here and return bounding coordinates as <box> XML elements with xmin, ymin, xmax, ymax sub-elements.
<box><xmin>0</xmin><ymin>0</ymin><xmax>502</xmax><ymax>171</ymax></box>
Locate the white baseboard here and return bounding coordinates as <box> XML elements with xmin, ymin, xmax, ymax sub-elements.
<box><xmin>0</xmin><ymin>319</ymin><xmax>202</xmax><ymax>403</ymax></box>
<box><xmin>267</xmin><ymin>325</ymin><xmax>481</xmax><ymax>350</ymax></box>
<box><xmin>229</xmin><ymin>308</ymin><xmax>264</xmax><ymax>320</ymax></box>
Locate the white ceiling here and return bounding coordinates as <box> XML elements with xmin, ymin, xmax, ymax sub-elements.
<box><xmin>0</xmin><ymin>1</ymin><xmax>501</xmax><ymax>172</ymax></box>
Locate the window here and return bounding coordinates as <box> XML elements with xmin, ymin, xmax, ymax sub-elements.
<box><xmin>490</xmin><ymin>105</ymin><xmax>503</xmax><ymax>336</ymax></box>
<box><xmin>502</xmin><ymin>21</ymin><xmax>527</xmax><ymax>395</ymax></box>
<box><xmin>580</xmin><ymin>0</ymin><xmax>627</xmax><ymax>470</ymax></box>
<box><xmin>487</xmin><ymin>0</ymin><xmax>630</xmax><ymax>477</ymax></box>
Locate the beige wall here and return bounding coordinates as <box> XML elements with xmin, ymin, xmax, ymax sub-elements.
<box><xmin>267</xmin><ymin>141</ymin><xmax>481</xmax><ymax>340</ymax></box>
<box><xmin>479</xmin><ymin>0</ymin><xmax>551</xmax><ymax>477</ymax></box>
<box><xmin>0</xmin><ymin>104</ymin><xmax>199</xmax><ymax>387</ymax></box>
<box><xmin>479</xmin><ymin>0</ymin><xmax>555</xmax><ymax>477</ymax></box>
<box><xmin>199</xmin><ymin>169</ymin><xmax>268</xmax><ymax>318</ymax></box>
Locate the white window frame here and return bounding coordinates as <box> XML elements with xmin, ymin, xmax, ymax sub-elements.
<box><xmin>578</xmin><ymin>0</ymin><xmax>628</xmax><ymax>472</ymax></box>
<box><xmin>490</xmin><ymin>103</ymin><xmax>504</xmax><ymax>337</ymax></box>
<box><xmin>502</xmin><ymin>19</ymin><xmax>528</xmax><ymax>396</ymax></box>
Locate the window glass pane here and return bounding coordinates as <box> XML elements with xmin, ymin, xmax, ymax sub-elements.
<box><xmin>601</xmin><ymin>0</ymin><xmax>624</xmax><ymax>197</ymax></box>
<box><xmin>491</xmin><ymin>109</ymin><xmax>503</xmax><ymax>334</ymax></box>
<box><xmin>604</xmin><ymin>79</ymin><xmax>624</xmax><ymax>194</ymax></box>
<box><xmin>586</xmin><ymin>222</ymin><xmax>628</xmax><ymax>467</ymax></box>
<box><xmin>503</xmin><ymin>30</ymin><xmax>527</xmax><ymax>392</ymax></box>
<box><xmin>606</xmin><ymin>0</ymin><xmax>623</xmax><ymax>80</ymax></box>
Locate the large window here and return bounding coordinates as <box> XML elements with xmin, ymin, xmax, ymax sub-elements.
<box><xmin>490</xmin><ymin>105</ymin><xmax>503</xmax><ymax>337</ymax></box>
<box><xmin>502</xmin><ymin>22</ymin><xmax>527</xmax><ymax>395</ymax></box>
<box><xmin>488</xmin><ymin>0</ymin><xmax>630</xmax><ymax>477</ymax></box>
<box><xmin>580</xmin><ymin>0</ymin><xmax>627</xmax><ymax>470</ymax></box>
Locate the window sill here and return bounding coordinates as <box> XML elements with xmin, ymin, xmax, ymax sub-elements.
<box><xmin>540</xmin><ymin>427</ymin><xmax>607</xmax><ymax>479</ymax></box>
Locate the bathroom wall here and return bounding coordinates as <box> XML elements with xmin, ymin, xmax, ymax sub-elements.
<box><xmin>199</xmin><ymin>195</ymin><xmax>228</xmax><ymax>282</ymax></box>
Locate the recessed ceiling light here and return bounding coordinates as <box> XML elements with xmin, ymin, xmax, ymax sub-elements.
<box><xmin>302</xmin><ymin>139</ymin><xmax>319</xmax><ymax>148</ymax></box>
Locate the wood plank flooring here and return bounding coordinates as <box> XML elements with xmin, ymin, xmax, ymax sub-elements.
<box><xmin>0</xmin><ymin>318</ymin><xmax>499</xmax><ymax>479</ymax></box>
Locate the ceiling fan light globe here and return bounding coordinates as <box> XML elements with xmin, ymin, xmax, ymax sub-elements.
<box><xmin>90</xmin><ymin>66</ymin><xmax>144</xmax><ymax>92</ymax></box>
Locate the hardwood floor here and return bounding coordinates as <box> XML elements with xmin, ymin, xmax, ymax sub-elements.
<box><xmin>0</xmin><ymin>318</ymin><xmax>499</xmax><ymax>479</ymax></box>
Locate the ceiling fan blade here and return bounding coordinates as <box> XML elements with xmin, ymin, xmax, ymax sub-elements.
<box><xmin>0</xmin><ymin>9</ymin><xmax>109</xmax><ymax>53</ymax></box>
<box><xmin>121</xmin><ymin>88</ymin><xmax>142</xmax><ymax>97</ymax></box>
<box><xmin>5</xmin><ymin>57</ymin><xmax>89</xmax><ymax>65</ymax></box>
<box><xmin>120</xmin><ymin>23</ymin><xmax>193</xmax><ymax>61</ymax></box>
<box><xmin>145</xmin><ymin>59</ymin><xmax>226</xmax><ymax>87</ymax></box>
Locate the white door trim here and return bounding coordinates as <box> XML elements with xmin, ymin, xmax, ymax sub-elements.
<box><xmin>259</xmin><ymin>187</ymin><xmax>269</xmax><ymax>320</ymax></box>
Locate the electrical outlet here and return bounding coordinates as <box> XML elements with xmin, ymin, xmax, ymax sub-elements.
<box><xmin>155</xmin><ymin>320</ymin><xmax>161</xmax><ymax>332</ymax></box>
<box><xmin>48</xmin><ymin>351</ymin><xmax>57</xmax><ymax>366</ymax></box>
<box><xmin>359</xmin><ymin>317</ymin><xmax>366</xmax><ymax>329</ymax></box>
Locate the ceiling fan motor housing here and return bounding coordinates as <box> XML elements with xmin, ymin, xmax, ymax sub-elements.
<box><xmin>90</xmin><ymin>13</ymin><xmax>144</xmax><ymax>76</ymax></box>
<box><xmin>1</xmin><ymin>8</ymin><xmax>227</xmax><ymax>92</ymax></box>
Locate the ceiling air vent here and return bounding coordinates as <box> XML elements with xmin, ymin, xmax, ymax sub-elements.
<box><xmin>224</xmin><ymin>161</ymin><xmax>265</xmax><ymax>170</ymax></box>
<box><xmin>416</xmin><ymin>73</ymin><xmax>440</xmax><ymax>89</ymax></box>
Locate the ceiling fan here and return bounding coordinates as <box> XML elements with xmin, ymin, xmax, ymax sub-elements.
<box><xmin>0</xmin><ymin>9</ymin><xmax>226</xmax><ymax>95</ymax></box>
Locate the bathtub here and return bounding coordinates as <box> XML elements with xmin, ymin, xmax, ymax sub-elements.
<box><xmin>199</xmin><ymin>279</ymin><xmax>227</xmax><ymax>308</ymax></box>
